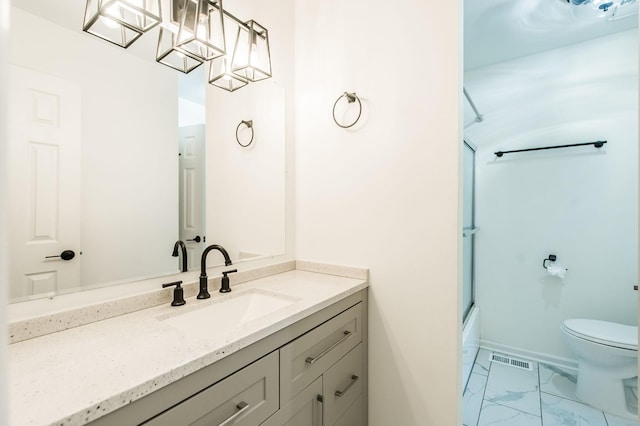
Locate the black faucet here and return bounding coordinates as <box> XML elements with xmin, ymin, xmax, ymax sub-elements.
<box><xmin>198</xmin><ymin>244</ymin><xmax>233</xmax><ymax>299</ymax></box>
<box><xmin>172</xmin><ymin>240</ymin><xmax>188</xmax><ymax>272</ymax></box>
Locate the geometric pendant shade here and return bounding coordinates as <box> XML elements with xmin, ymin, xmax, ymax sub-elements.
<box><xmin>176</xmin><ymin>0</ymin><xmax>226</xmax><ymax>61</ymax></box>
<box><xmin>83</xmin><ymin>0</ymin><xmax>272</xmax><ymax>91</ymax></box>
<box><xmin>156</xmin><ymin>27</ymin><xmax>204</xmax><ymax>73</ymax></box>
<box><xmin>83</xmin><ymin>0</ymin><xmax>161</xmax><ymax>48</ymax></box>
<box><xmin>230</xmin><ymin>20</ymin><xmax>271</xmax><ymax>82</ymax></box>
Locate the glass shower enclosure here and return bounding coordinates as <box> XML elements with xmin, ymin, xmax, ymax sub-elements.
<box><xmin>462</xmin><ymin>141</ymin><xmax>476</xmax><ymax>322</ymax></box>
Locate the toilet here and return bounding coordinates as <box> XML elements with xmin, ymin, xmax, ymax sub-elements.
<box><xmin>561</xmin><ymin>319</ymin><xmax>638</xmax><ymax>418</ymax></box>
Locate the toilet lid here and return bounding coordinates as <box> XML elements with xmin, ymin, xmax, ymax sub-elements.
<box><xmin>563</xmin><ymin>319</ymin><xmax>638</xmax><ymax>350</ymax></box>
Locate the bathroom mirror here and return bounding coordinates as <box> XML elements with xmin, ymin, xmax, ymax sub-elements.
<box><xmin>7</xmin><ymin>0</ymin><xmax>286</xmax><ymax>302</ymax></box>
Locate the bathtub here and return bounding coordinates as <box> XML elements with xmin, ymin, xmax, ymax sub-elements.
<box><xmin>462</xmin><ymin>305</ymin><xmax>480</xmax><ymax>392</ymax></box>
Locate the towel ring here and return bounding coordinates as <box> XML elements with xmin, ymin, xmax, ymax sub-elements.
<box><xmin>332</xmin><ymin>92</ymin><xmax>362</xmax><ymax>129</ymax></box>
<box><xmin>236</xmin><ymin>120</ymin><xmax>254</xmax><ymax>147</ymax></box>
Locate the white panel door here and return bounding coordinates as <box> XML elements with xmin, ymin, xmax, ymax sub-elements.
<box><xmin>8</xmin><ymin>65</ymin><xmax>82</xmax><ymax>299</ymax></box>
<box><xmin>179</xmin><ymin>125</ymin><xmax>205</xmax><ymax>271</ymax></box>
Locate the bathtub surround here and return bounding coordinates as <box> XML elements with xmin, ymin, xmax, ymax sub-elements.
<box><xmin>294</xmin><ymin>0</ymin><xmax>462</xmax><ymax>424</ymax></box>
<box><xmin>463</xmin><ymin>307</ymin><xmax>481</xmax><ymax>390</ymax></box>
<box><xmin>466</xmin><ymin>29</ymin><xmax>639</xmax><ymax>363</ymax></box>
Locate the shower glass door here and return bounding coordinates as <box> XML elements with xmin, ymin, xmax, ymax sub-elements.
<box><xmin>462</xmin><ymin>141</ymin><xmax>476</xmax><ymax>322</ymax></box>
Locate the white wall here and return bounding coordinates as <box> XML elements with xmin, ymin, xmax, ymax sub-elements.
<box><xmin>179</xmin><ymin>98</ymin><xmax>205</xmax><ymax>127</ymax></box>
<box><xmin>206</xmin><ymin>0</ymin><xmax>293</xmax><ymax>265</ymax></box>
<box><xmin>465</xmin><ymin>30</ymin><xmax>639</xmax><ymax>362</ymax></box>
<box><xmin>294</xmin><ymin>1</ymin><xmax>462</xmax><ymax>424</ymax></box>
<box><xmin>9</xmin><ymin>9</ymin><xmax>179</xmax><ymax>290</ymax></box>
<box><xmin>207</xmin><ymin>82</ymin><xmax>286</xmax><ymax>260</ymax></box>
<box><xmin>0</xmin><ymin>0</ymin><xmax>8</xmax><ymax>421</ymax></box>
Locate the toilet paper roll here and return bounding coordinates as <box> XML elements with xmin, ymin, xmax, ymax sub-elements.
<box><xmin>546</xmin><ymin>262</ymin><xmax>567</xmax><ymax>279</ymax></box>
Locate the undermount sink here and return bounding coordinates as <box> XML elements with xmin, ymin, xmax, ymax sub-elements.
<box><xmin>159</xmin><ymin>289</ymin><xmax>298</xmax><ymax>334</ymax></box>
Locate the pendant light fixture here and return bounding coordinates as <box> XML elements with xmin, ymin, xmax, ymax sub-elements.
<box><xmin>83</xmin><ymin>0</ymin><xmax>161</xmax><ymax>48</ymax></box>
<box><xmin>157</xmin><ymin>27</ymin><xmax>204</xmax><ymax>73</ymax></box>
<box><xmin>176</xmin><ymin>0</ymin><xmax>226</xmax><ymax>61</ymax></box>
<box><xmin>231</xmin><ymin>20</ymin><xmax>272</xmax><ymax>82</ymax></box>
<box><xmin>83</xmin><ymin>0</ymin><xmax>272</xmax><ymax>90</ymax></box>
<box><xmin>208</xmin><ymin>15</ymin><xmax>247</xmax><ymax>91</ymax></box>
<box><xmin>208</xmin><ymin>55</ymin><xmax>248</xmax><ymax>92</ymax></box>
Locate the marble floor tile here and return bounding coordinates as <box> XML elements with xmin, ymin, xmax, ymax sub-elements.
<box><xmin>477</xmin><ymin>401</ymin><xmax>541</xmax><ymax>426</ymax></box>
<box><xmin>463</xmin><ymin>373</ymin><xmax>488</xmax><ymax>426</ymax></box>
<box><xmin>603</xmin><ymin>412</ymin><xmax>638</xmax><ymax>426</ymax></box>
<box><xmin>483</xmin><ymin>361</ymin><xmax>540</xmax><ymax>416</ymax></box>
<box><xmin>539</xmin><ymin>363</ymin><xmax>579</xmax><ymax>402</ymax></box>
<box><xmin>541</xmin><ymin>393</ymin><xmax>608</xmax><ymax>426</ymax></box>
<box><xmin>472</xmin><ymin>348</ymin><xmax>492</xmax><ymax>376</ymax></box>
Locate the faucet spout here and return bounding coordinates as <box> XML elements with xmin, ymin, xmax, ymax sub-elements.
<box><xmin>198</xmin><ymin>244</ymin><xmax>233</xmax><ymax>299</ymax></box>
<box><xmin>172</xmin><ymin>240</ymin><xmax>188</xmax><ymax>272</ymax></box>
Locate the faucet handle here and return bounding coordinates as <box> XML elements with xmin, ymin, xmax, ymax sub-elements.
<box><xmin>220</xmin><ymin>269</ymin><xmax>238</xmax><ymax>293</ymax></box>
<box><xmin>162</xmin><ymin>281</ymin><xmax>186</xmax><ymax>306</ymax></box>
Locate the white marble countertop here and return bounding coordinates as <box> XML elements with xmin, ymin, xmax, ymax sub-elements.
<box><xmin>8</xmin><ymin>269</ymin><xmax>368</xmax><ymax>426</ymax></box>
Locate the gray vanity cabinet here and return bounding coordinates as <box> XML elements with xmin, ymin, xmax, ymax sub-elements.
<box><xmin>141</xmin><ymin>351</ymin><xmax>279</xmax><ymax>426</ymax></box>
<box><xmin>268</xmin><ymin>304</ymin><xmax>365</xmax><ymax>426</ymax></box>
<box><xmin>322</xmin><ymin>343</ymin><xmax>364</xmax><ymax>426</ymax></box>
<box><xmin>88</xmin><ymin>290</ymin><xmax>367</xmax><ymax>426</ymax></box>
<box><xmin>279</xmin><ymin>303</ymin><xmax>362</xmax><ymax>402</ymax></box>
<box><xmin>261</xmin><ymin>377</ymin><xmax>324</xmax><ymax>426</ymax></box>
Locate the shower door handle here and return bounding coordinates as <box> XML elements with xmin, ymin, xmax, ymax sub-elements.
<box><xmin>634</xmin><ymin>285</ymin><xmax>638</xmax><ymax>291</ymax></box>
<box><xmin>463</xmin><ymin>227</ymin><xmax>478</xmax><ymax>238</ymax></box>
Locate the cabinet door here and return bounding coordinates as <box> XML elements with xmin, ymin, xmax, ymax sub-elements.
<box><xmin>323</xmin><ymin>344</ymin><xmax>364</xmax><ymax>426</ymax></box>
<box><xmin>280</xmin><ymin>303</ymin><xmax>363</xmax><ymax>402</ymax></box>
<box><xmin>261</xmin><ymin>377</ymin><xmax>323</xmax><ymax>426</ymax></box>
<box><xmin>142</xmin><ymin>352</ymin><xmax>278</xmax><ymax>426</ymax></box>
<box><xmin>333</xmin><ymin>395</ymin><xmax>364</xmax><ymax>426</ymax></box>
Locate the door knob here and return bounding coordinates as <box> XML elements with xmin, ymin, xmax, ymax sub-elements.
<box><xmin>634</xmin><ymin>285</ymin><xmax>638</xmax><ymax>291</ymax></box>
<box><xmin>187</xmin><ymin>236</ymin><xmax>201</xmax><ymax>243</ymax></box>
<box><xmin>45</xmin><ymin>250</ymin><xmax>75</xmax><ymax>261</ymax></box>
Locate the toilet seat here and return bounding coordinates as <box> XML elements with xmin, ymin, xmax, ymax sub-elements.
<box><xmin>562</xmin><ymin>319</ymin><xmax>637</xmax><ymax>351</ymax></box>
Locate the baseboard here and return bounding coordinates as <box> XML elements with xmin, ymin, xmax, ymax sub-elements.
<box><xmin>480</xmin><ymin>339</ymin><xmax>578</xmax><ymax>372</ymax></box>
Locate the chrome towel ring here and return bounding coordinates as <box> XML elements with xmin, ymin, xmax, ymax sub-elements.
<box><xmin>236</xmin><ymin>120</ymin><xmax>254</xmax><ymax>147</ymax></box>
<box><xmin>332</xmin><ymin>92</ymin><xmax>362</xmax><ymax>129</ymax></box>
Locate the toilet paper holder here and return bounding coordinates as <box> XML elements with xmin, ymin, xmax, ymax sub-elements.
<box><xmin>543</xmin><ymin>254</ymin><xmax>567</xmax><ymax>271</ymax></box>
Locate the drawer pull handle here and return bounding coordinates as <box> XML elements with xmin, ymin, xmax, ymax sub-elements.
<box><xmin>306</xmin><ymin>330</ymin><xmax>352</xmax><ymax>364</ymax></box>
<box><xmin>335</xmin><ymin>375</ymin><xmax>359</xmax><ymax>398</ymax></box>
<box><xmin>218</xmin><ymin>401</ymin><xmax>249</xmax><ymax>426</ymax></box>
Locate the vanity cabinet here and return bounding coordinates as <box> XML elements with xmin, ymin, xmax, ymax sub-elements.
<box><xmin>279</xmin><ymin>303</ymin><xmax>362</xmax><ymax>402</ymax></box>
<box><xmin>266</xmin><ymin>343</ymin><xmax>364</xmax><ymax>426</ymax></box>
<box><xmin>271</xmin><ymin>303</ymin><xmax>364</xmax><ymax>426</ymax></box>
<box><xmin>261</xmin><ymin>377</ymin><xmax>323</xmax><ymax>426</ymax></box>
<box><xmin>141</xmin><ymin>351</ymin><xmax>279</xmax><ymax>426</ymax></box>
<box><xmin>321</xmin><ymin>343</ymin><xmax>364</xmax><ymax>426</ymax></box>
<box><xmin>89</xmin><ymin>290</ymin><xmax>367</xmax><ymax>426</ymax></box>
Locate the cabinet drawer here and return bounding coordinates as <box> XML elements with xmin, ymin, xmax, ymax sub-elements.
<box><xmin>280</xmin><ymin>303</ymin><xmax>363</xmax><ymax>402</ymax></box>
<box><xmin>323</xmin><ymin>343</ymin><xmax>363</xmax><ymax>426</ymax></box>
<box><xmin>142</xmin><ymin>351</ymin><xmax>279</xmax><ymax>426</ymax></box>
